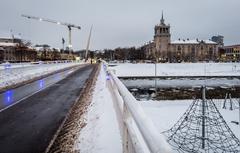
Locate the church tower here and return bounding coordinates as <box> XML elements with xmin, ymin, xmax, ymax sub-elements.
<box><xmin>154</xmin><ymin>12</ymin><xmax>171</xmax><ymax>61</ymax></box>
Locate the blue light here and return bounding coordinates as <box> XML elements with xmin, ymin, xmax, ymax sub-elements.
<box><xmin>38</xmin><ymin>79</ymin><xmax>44</xmax><ymax>88</ymax></box>
<box><xmin>106</xmin><ymin>74</ymin><xmax>110</xmax><ymax>80</ymax></box>
<box><xmin>4</xmin><ymin>90</ymin><xmax>14</xmax><ymax>106</ymax></box>
<box><xmin>4</xmin><ymin>63</ymin><xmax>11</xmax><ymax>69</ymax></box>
<box><xmin>103</xmin><ymin>64</ymin><xmax>107</xmax><ymax>71</ymax></box>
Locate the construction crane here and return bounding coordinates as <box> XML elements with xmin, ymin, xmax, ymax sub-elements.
<box><xmin>21</xmin><ymin>14</ymin><xmax>81</xmax><ymax>51</ymax></box>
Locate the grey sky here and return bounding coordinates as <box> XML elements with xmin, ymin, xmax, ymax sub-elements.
<box><xmin>0</xmin><ymin>0</ymin><xmax>240</xmax><ymax>50</ymax></box>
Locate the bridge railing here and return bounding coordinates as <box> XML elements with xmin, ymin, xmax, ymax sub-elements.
<box><xmin>106</xmin><ymin>64</ymin><xmax>172</xmax><ymax>153</ymax></box>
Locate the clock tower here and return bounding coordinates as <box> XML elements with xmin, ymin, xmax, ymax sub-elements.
<box><xmin>154</xmin><ymin>12</ymin><xmax>171</xmax><ymax>61</ymax></box>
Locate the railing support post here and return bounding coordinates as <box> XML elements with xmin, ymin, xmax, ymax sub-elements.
<box><xmin>123</xmin><ymin>103</ymin><xmax>130</xmax><ymax>153</ymax></box>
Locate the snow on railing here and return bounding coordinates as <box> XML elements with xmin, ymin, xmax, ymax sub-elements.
<box><xmin>105</xmin><ymin>62</ymin><xmax>172</xmax><ymax>153</ymax></box>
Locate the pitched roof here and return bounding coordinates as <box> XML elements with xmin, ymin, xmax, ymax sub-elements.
<box><xmin>171</xmin><ymin>39</ymin><xmax>217</xmax><ymax>45</ymax></box>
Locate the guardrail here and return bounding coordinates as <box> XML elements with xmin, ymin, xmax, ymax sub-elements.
<box><xmin>105</xmin><ymin>63</ymin><xmax>172</xmax><ymax>153</ymax></box>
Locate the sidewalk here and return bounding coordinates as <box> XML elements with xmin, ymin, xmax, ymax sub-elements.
<box><xmin>74</xmin><ymin>65</ymin><xmax>122</xmax><ymax>153</ymax></box>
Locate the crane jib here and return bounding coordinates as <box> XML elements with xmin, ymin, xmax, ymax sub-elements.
<box><xmin>21</xmin><ymin>14</ymin><xmax>81</xmax><ymax>50</ymax></box>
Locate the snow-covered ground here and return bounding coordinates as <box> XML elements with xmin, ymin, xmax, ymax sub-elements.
<box><xmin>0</xmin><ymin>62</ymin><xmax>83</xmax><ymax>89</ymax></box>
<box><xmin>75</xmin><ymin>64</ymin><xmax>240</xmax><ymax>153</ymax></box>
<box><xmin>74</xmin><ymin>65</ymin><xmax>122</xmax><ymax>153</ymax></box>
<box><xmin>0</xmin><ymin>63</ymin><xmax>32</xmax><ymax>70</ymax></box>
<box><xmin>110</xmin><ymin>63</ymin><xmax>240</xmax><ymax>77</ymax></box>
<box><xmin>140</xmin><ymin>100</ymin><xmax>240</xmax><ymax>140</ymax></box>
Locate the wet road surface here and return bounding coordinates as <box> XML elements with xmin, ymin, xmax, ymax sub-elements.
<box><xmin>0</xmin><ymin>64</ymin><xmax>96</xmax><ymax>153</ymax></box>
<box><xmin>0</xmin><ymin>66</ymin><xmax>80</xmax><ymax>112</ymax></box>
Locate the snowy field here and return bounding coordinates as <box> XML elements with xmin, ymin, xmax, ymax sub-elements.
<box><xmin>141</xmin><ymin>100</ymin><xmax>240</xmax><ymax>140</ymax></box>
<box><xmin>110</xmin><ymin>63</ymin><xmax>240</xmax><ymax>77</ymax></box>
<box><xmin>74</xmin><ymin>64</ymin><xmax>240</xmax><ymax>152</ymax></box>
<box><xmin>0</xmin><ymin>62</ymin><xmax>83</xmax><ymax>89</ymax></box>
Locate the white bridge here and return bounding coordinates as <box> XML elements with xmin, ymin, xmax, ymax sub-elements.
<box><xmin>104</xmin><ymin>62</ymin><xmax>173</xmax><ymax>153</ymax></box>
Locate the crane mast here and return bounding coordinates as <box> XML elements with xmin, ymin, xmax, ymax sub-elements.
<box><xmin>21</xmin><ymin>14</ymin><xmax>81</xmax><ymax>52</ymax></box>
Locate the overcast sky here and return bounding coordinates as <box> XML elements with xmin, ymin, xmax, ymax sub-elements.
<box><xmin>0</xmin><ymin>0</ymin><xmax>240</xmax><ymax>50</ymax></box>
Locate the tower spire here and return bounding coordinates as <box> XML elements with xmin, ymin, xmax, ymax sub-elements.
<box><xmin>160</xmin><ymin>10</ymin><xmax>165</xmax><ymax>24</ymax></box>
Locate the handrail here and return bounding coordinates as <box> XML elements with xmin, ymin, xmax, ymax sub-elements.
<box><xmin>108</xmin><ymin>70</ymin><xmax>172</xmax><ymax>153</ymax></box>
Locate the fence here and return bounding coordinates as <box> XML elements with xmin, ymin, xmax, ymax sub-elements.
<box><xmin>106</xmin><ymin>63</ymin><xmax>172</xmax><ymax>153</ymax></box>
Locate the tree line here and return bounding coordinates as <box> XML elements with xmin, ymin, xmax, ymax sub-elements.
<box><xmin>95</xmin><ymin>47</ymin><xmax>146</xmax><ymax>62</ymax></box>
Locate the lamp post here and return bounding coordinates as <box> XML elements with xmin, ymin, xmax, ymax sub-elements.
<box><xmin>155</xmin><ymin>57</ymin><xmax>157</xmax><ymax>92</ymax></box>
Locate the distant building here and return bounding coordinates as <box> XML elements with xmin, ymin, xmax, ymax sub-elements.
<box><xmin>34</xmin><ymin>44</ymin><xmax>76</xmax><ymax>61</ymax></box>
<box><xmin>143</xmin><ymin>12</ymin><xmax>219</xmax><ymax>62</ymax></box>
<box><xmin>211</xmin><ymin>35</ymin><xmax>224</xmax><ymax>47</ymax></box>
<box><xmin>220</xmin><ymin>44</ymin><xmax>240</xmax><ymax>62</ymax></box>
<box><xmin>0</xmin><ymin>47</ymin><xmax>4</xmax><ymax>62</ymax></box>
<box><xmin>0</xmin><ymin>33</ymin><xmax>37</xmax><ymax>63</ymax></box>
<box><xmin>75</xmin><ymin>50</ymin><xmax>87</xmax><ymax>60</ymax></box>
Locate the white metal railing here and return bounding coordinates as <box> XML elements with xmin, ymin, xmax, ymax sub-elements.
<box><xmin>105</xmin><ymin>63</ymin><xmax>172</xmax><ymax>153</ymax></box>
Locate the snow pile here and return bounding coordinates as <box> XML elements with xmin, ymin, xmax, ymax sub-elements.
<box><xmin>111</xmin><ymin>63</ymin><xmax>240</xmax><ymax>77</ymax></box>
<box><xmin>0</xmin><ymin>62</ymin><xmax>82</xmax><ymax>89</ymax></box>
<box><xmin>74</xmin><ymin>65</ymin><xmax>122</xmax><ymax>153</ymax></box>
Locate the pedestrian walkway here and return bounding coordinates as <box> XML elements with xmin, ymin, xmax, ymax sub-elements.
<box><xmin>74</xmin><ymin>65</ymin><xmax>122</xmax><ymax>153</ymax></box>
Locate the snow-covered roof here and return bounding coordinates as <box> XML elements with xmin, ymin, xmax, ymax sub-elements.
<box><xmin>204</xmin><ymin>40</ymin><xmax>218</xmax><ymax>44</ymax></box>
<box><xmin>171</xmin><ymin>39</ymin><xmax>217</xmax><ymax>45</ymax></box>
<box><xmin>223</xmin><ymin>44</ymin><xmax>240</xmax><ymax>48</ymax></box>
<box><xmin>34</xmin><ymin>46</ymin><xmax>45</xmax><ymax>51</ymax></box>
<box><xmin>0</xmin><ymin>42</ymin><xmax>17</xmax><ymax>47</ymax></box>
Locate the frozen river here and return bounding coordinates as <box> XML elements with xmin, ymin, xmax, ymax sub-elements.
<box><xmin>120</xmin><ymin>77</ymin><xmax>240</xmax><ymax>100</ymax></box>
<box><xmin>121</xmin><ymin>77</ymin><xmax>240</xmax><ymax>89</ymax></box>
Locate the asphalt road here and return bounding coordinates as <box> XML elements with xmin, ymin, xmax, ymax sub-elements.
<box><xmin>0</xmin><ymin>64</ymin><xmax>96</xmax><ymax>153</ymax></box>
<box><xmin>0</xmin><ymin>66</ymin><xmax>80</xmax><ymax>111</ymax></box>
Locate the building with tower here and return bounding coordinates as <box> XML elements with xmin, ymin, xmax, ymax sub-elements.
<box><xmin>143</xmin><ymin>12</ymin><xmax>219</xmax><ymax>62</ymax></box>
<box><xmin>154</xmin><ymin>12</ymin><xmax>171</xmax><ymax>61</ymax></box>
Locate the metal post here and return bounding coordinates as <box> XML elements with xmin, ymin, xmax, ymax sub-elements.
<box><xmin>201</xmin><ymin>86</ymin><xmax>206</xmax><ymax>149</ymax></box>
<box><xmin>62</xmin><ymin>38</ymin><xmax>65</xmax><ymax>50</ymax></box>
<box><xmin>68</xmin><ymin>26</ymin><xmax>72</xmax><ymax>53</ymax></box>
<box><xmin>155</xmin><ymin>61</ymin><xmax>157</xmax><ymax>92</ymax></box>
<box><xmin>223</xmin><ymin>93</ymin><xmax>228</xmax><ymax>109</ymax></box>
<box><xmin>229</xmin><ymin>93</ymin><xmax>233</xmax><ymax>110</ymax></box>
